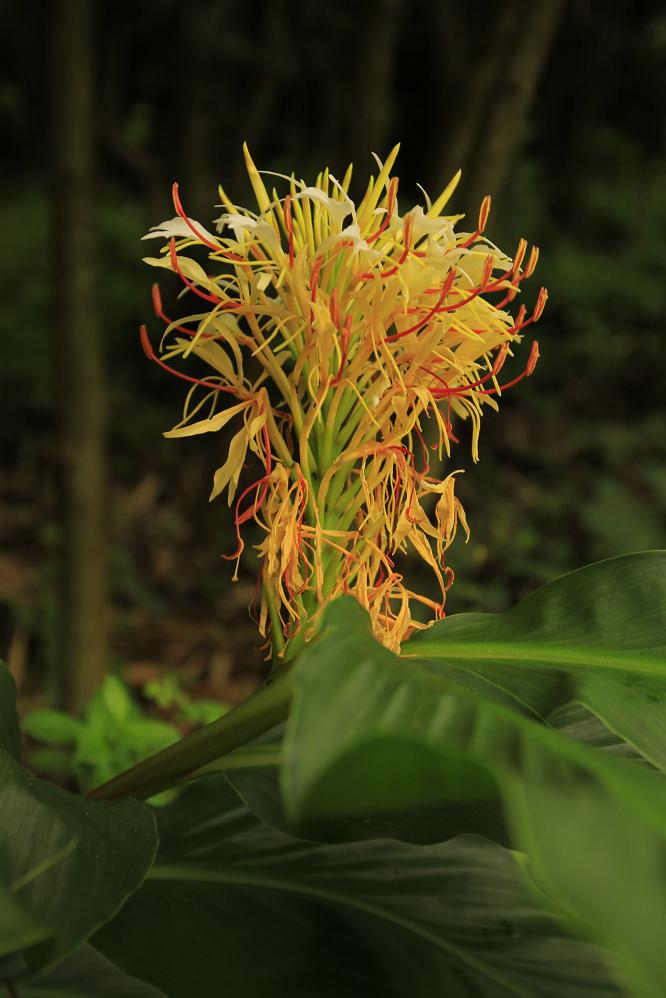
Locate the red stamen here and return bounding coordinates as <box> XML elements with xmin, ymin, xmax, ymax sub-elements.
<box><xmin>428</xmin><ymin>353</ymin><xmax>508</xmax><ymax>398</ymax></box>
<box><xmin>172</xmin><ymin>182</ymin><xmax>244</xmax><ymax>261</ymax></box>
<box><xmin>478</xmin><ymin>195</ymin><xmax>492</xmax><ymax>231</ymax></box>
<box><xmin>427</xmin><ymin>353</ymin><xmax>511</xmax><ymax>399</ymax></box>
<box><xmin>512</xmin><ymin>238</ymin><xmax>527</xmax><ymax>273</ymax></box>
<box><xmin>428</xmin><ymin>265</ymin><xmax>514</xmax><ymax>316</ymax></box>
<box><xmin>152</xmin><ymin>284</ymin><xmax>199</xmax><ymax>338</ymax></box>
<box><xmin>152</xmin><ymin>282</ymin><xmax>238</xmax><ymax>338</ymax></box>
<box><xmin>140</xmin><ymin>324</ymin><xmax>240</xmax><ymax>397</ymax></box>
<box><xmin>524</xmin><ymin>246</ymin><xmax>539</xmax><ymax>278</ymax></box>
<box><xmin>533</xmin><ymin>287</ymin><xmax>548</xmax><ymax>320</ymax></box>
<box><xmin>492</xmin><ymin>342</ymin><xmax>510</xmax><ymax>376</ymax></box>
<box><xmin>366</xmin><ymin>176</ymin><xmax>399</xmax><ymax>244</ymax></box>
<box><xmin>375</xmin><ymin>211</ymin><xmax>414</xmax><ymax>279</ymax></box>
<box><xmin>329</xmin><ymin>287</ymin><xmax>340</xmax><ymax>327</ymax></box>
<box><xmin>385</xmin><ymin>268</ymin><xmax>455</xmax><ymax>342</ymax></box>
<box><xmin>526</xmin><ymin>339</ymin><xmax>540</xmax><ymax>375</ymax></box>
<box><xmin>457</xmin><ymin>194</ymin><xmax>491</xmax><ymax>250</ymax></box>
<box><xmin>310</xmin><ymin>255</ymin><xmax>324</xmax><ymax>303</ymax></box>
<box><xmin>475</xmin><ymin>339</ymin><xmax>540</xmax><ymax>396</ymax></box>
<box><xmin>481</xmin><ymin>252</ymin><xmax>494</xmax><ymax>287</ymax></box>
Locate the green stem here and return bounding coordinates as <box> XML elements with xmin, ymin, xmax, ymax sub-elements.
<box><xmin>264</xmin><ymin>584</ymin><xmax>286</xmax><ymax>661</ymax></box>
<box><xmin>85</xmin><ymin>666</ymin><xmax>293</xmax><ymax>802</ymax></box>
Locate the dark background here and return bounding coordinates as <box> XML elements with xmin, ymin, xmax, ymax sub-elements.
<box><xmin>1</xmin><ymin>0</ymin><xmax>665</xmax><ymax>712</ymax></box>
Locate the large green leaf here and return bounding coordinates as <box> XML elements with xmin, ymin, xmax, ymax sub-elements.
<box><xmin>94</xmin><ymin>776</ymin><xmax>619</xmax><ymax>998</ymax></box>
<box><xmin>0</xmin><ymin>662</ymin><xmax>21</xmax><ymax>762</ymax></box>
<box><xmin>0</xmin><ymin>746</ymin><xmax>158</xmax><ymax>978</ymax></box>
<box><xmin>16</xmin><ymin>945</ymin><xmax>165</xmax><ymax>997</ymax></box>
<box><xmin>224</xmin><ymin>734</ymin><xmax>510</xmax><ymax>845</ymax></box>
<box><xmin>283</xmin><ymin>594</ymin><xmax>666</xmax><ymax>997</ymax></box>
<box><xmin>406</xmin><ymin>552</ymin><xmax>666</xmax><ymax>769</ymax></box>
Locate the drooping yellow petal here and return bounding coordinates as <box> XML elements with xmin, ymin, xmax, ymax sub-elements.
<box><xmin>210</xmin><ymin>426</ymin><xmax>250</xmax><ymax>504</ymax></box>
<box><xmin>164</xmin><ymin>399</ymin><xmax>252</xmax><ymax>438</ymax></box>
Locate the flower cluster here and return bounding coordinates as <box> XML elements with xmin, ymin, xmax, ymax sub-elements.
<box><xmin>141</xmin><ymin>145</ymin><xmax>546</xmax><ymax>655</ymax></box>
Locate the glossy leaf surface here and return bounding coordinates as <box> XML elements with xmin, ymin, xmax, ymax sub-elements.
<box><xmin>408</xmin><ymin>552</ymin><xmax>666</xmax><ymax>768</ymax></box>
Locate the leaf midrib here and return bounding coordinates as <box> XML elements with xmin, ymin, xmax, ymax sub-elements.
<box><xmin>403</xmin><ymin>642</ymin><xmax>665</xmax><ymax>675</ymax></box>
<box><xmin>148</xmin><ymin>863</ymin><xmax>534</xmax><ymax>997</ymax></box>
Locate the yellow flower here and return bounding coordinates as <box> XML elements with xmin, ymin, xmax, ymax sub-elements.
<box><xmin>141</xmin><ymin>144</ymin><xmax>546</xmax><ymax>655</ymax></box>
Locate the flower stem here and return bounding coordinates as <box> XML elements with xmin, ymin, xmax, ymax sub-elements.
<box><xmin>85</xmin><ymin>666</ymin><xmax>292</xmax><ymax>802</ymax></box>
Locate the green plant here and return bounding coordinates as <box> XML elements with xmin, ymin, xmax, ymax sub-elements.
<box><xmin>142</xmin><ymin>674</ymin><xmax>229</xmax><ymax>726</ymax></box>
<box><xmin>3</xmin><ymin>553</ymin><xmax>666</xmax><ymax>995</ymax></box>
<box><xmin>2</xmin><ymin>150</ymin><xmax>665</xmax><ymax>997</ymax></box>
<box><xmin>22</xmin><ymin>675</ymin><xmax>180</xmax><ymax>793</ymax></box>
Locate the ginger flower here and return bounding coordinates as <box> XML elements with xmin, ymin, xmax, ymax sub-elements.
<box><xmin>141</xmin><ymin>145</ymin><xmax>546</xmax><ymax>656</ymax></box>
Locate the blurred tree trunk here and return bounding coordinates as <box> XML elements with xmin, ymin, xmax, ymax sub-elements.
<box><xmin>346</xmin><ymin>0</ymin><xmax>406</xmax><ymax>168</ymax></box>
<box><xmin>427</xmin><ymin>2</ymin><xmax>520</xmax><ymax>197</ymax></box>
<box><xmin>461</xmin><ymin>0</ymin><xmax>564</xmax><ymax>214</ymax></box>
<box><xmin>99</xmin><ymin>29</ymin><xmax>165</xmax><ymax>224</ymax></box>
<box><xmin>426</xmin><ymin>0</ymin><xmax>563</xmax><ymax>215</ymax></box>
<box><xmin>243</xmin><ymin>0</ymin><xmax>290</xmax><ymax>153</ymax></box>
<box><xmin>50</xmin><ymin>0</ymin><xmax>108</xmax><ymax>710</ymax></box>
<box><xmin>178</xmin><ymin>1</ymin><xmax>217</xmax><ymax>217</ymax></box>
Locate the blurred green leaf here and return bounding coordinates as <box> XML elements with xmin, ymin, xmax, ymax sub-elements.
<box><xmin>28</xmin><ymin>749</ymin><xmax>76</xmax><ymax>780</ymax></box>
<box><xmin>74</xmin><ymin>729</ymin><xmax>109</xmax><ymax>769</ymax></box>
<box><xmin>99</xmin><ymin>677</ymin><xmax>137</xmax><ymax>726</ymax></box>
<box><xmin>178</xmin><ymin>700</ymin><xmax>227</xmax><ymax>725</ymax></box>
<box><xmin>580</xmin><ymin>482</ymin><xmax>663</xmax><ymax>557</ymax></box>
<box><xmin>24</xmin><ymin>676</ymin><xmax>182</xmax><ymax>795</ymax></box>
<box><xmin>0</xmin><ymin>662</ymin><xmax>21</xmax><ymax>763</ymax></box>
<box><xmin>22</xmin><ymin>711</ymin><xmax>84</xmax><ymax>747</ymax></box>
<box><xmin>122</xmin><ymin>720</ymin><xmax>180</xmax><ymax>755</ymax></box>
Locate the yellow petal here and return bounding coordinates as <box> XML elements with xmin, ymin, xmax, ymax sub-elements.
<box><xmin>357</xmin><ymin>144</ymin><xmax>401</xmax><ymax>227</ymax></box>
<box><xmin>210</xmin><ymin>427</ymin><xmax>249</xmax><ymax>503</ymax></box>
<box><xmin>243</xmin><ymin>143</ymin><xmax>272</xmax><ymax>215</ymax></box>
<box><xmin>164</xmin><ymin>399</ymin><xmax>251</xmax><ymax>438</ymax></box>
<box><xmin>427</xmin><ymin>169</ymin><xmax>462</xmax><ymax>219</ymax></box>
<box><xmin>143</xmin><ymin>254</ymin><xmax>211</xmax><ymax>286</ymax></box>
